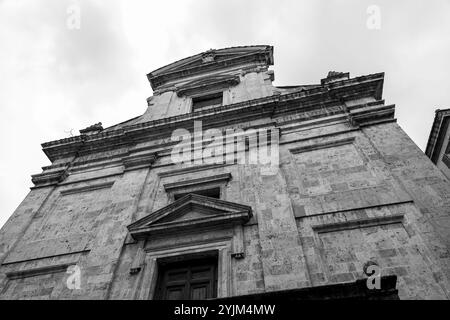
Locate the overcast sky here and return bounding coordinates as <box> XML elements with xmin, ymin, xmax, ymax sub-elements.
<box><xmin>0</xmin><ymin>0</ymin><xmax>449</xmax><ymax>228</ymax></box>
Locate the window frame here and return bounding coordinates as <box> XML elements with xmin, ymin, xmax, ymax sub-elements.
<box><xmin>190</xmin><ymin>91</ymin><xmax>224</xmax><ymax>112</ymax></box>
<box><xmin>163</xmin><ymin>173</ymin><xmax>231</xmax><ymax>202</ymax></box>
<box><xmin>173</xmin><ymin>186</ymin><xmax>221</xmax><ymax>201</ymax></box>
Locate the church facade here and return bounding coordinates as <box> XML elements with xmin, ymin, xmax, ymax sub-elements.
<box><xmin>1</xmin><ymin>45</ymin><xmax>450</xmax><ymax>299</ymax></box>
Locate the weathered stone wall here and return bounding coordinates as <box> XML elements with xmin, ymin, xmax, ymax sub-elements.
<box><xmin>2</xmin><ymin>114</ymin><xmax>450</xmax><ymax>300</ymax></box>
<box><xmin>1</xmin><ymin>50</ymin><xmax>450</xmax><ymax>300</ymax></box>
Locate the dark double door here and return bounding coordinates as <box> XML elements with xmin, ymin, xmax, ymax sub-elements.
<box><xmin>154</xmin><ymin>257</ymin><xmax>218</xmax><ymax>300</ymax></box>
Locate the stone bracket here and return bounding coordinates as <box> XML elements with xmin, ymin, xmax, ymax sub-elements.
<box><xmin>348</xmin><ymin>104</ymin><xmax>395</xmax><ymax>127</ymax></box>
<box><xmin>123</xmin><ymin>152</ymin><xmax>157</xmax><ymax>172</ymax></box>
<box><xmin>31</xmin><ymin>167</ymin><xmax>69</xmax><ymax>187</ymax></box>
<box><xmin>231</xmin><ymin>225</ymin><xmax>245</xmax><ymax>259</ymax></box>
<box><xmin>130</xmin><ymin>243</ymin><xmax>145</xmax><ymax>275</ymax></box>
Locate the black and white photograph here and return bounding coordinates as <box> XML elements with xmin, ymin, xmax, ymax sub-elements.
<box><xmin>0</xmin><ymin>0</ymin><xmax>449</xmax><ymax>312</ymax></box>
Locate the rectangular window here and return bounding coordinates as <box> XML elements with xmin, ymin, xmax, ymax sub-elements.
<box><xmin>192</xmin><ymin>92</ymin><xmax>223</xmax><ymax>112</ymax></box>
<box><xmin>173</xmin><ymin>187</ymin><xmax>221</xmax><ymax>201</ymax></box>
<box><xmin>154</xmin><ymin>256</ymin><xmax>218</xmax><ymax>300</ymax></box>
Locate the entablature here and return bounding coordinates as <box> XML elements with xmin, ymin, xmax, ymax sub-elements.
<box><xmin>40</xmin><ymin>73</ymin><xmax>387</xmax><ymax>166</ymax></box>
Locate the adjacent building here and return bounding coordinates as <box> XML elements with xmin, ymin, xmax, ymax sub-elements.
<box><xmin>426</xmin><ymin>108</ymin><xmax>450</xmax><ymax>180</ymax></box>
<box><xmin>1</xmin><ymin>46</ymin><xmax>450</xmax><ymax>300</ymax></box>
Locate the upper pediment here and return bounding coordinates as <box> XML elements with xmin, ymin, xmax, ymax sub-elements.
<box><xmin>127</xmin><ymin>194</ymin><xmax>252</xmax><ymax>239</ymax></box>
<box><xmin>147</xmin><ymin>45</ymin><xmax>273</xmax><ymax>90</ymax></box>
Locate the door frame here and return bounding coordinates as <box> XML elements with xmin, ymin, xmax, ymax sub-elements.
<box><xmin>154</xmin><ymin>255</ymin><xmax>219</xmax><ymax>300</ymax></box>
<box><xmin>135</xmin><ymin>240</ymin><xmax>232</xmax><ymax>300</ymax></box>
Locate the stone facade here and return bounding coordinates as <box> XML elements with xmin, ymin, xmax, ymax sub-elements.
<box><xmin>1</xmin><ymin>45</ymin><xmax>450</xmax><ymax>299</ymax></box>
<box><xmin>426</xmin><ymin>108</ymin><xmax>450</xmax><ymax>180</ymax></box>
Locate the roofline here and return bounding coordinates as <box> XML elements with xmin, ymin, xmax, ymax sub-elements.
<box><xmin>149</xmin><ymin>45</ymin><xmax>272</xmax><ymax>76</ymax></box>
<box><xmin>40</xmin><ymin>72</ymin><xmax>385</xmax><ymax>162</ymax></box>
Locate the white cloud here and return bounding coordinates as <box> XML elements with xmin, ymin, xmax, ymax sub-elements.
<box><xmin>0</xmin><ymin>0</ymin><xmax>449</xmax><ymax>227</ymax></box>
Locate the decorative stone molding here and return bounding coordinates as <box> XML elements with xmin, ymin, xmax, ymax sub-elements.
<box><xmin>231</xmin><ymin>225</ymin><xmax>245</xmax><ymax>259</ymax></box>
<box><xmin>40</xmin><ymin>72</ymin><xmax>385</xmax><ymax>164</ymax></box>
<box><xmin>158</xmin><ymin>163</ymin><xmax>233</xmax><ymax>178</ymax></box>
<box><xmin>348</xmin><ymin>104</ymin><xmax>395</xmax><ymax>127</ymax></box>
<box><xmin>60</xmin><ymin>181</ymin><xmax>114</xmax><ymax>196</ymax></box>
<box><xmin>79</xmin><ymin>122</ymin><xmax>103</xmax><ymax>135</ymax></box>
<box><xmin>201</xmin><ymin>50</ymin><xmax>216</xmax><ymax>63</ymax></box>
<box><xmin>122</xmin><ymin>152</ymin><xmax>157</xmax><ymax>171</ymax></box>
<box><xmin>425</xmin><ymin>109</ymin><xmax>450</xmax><ymax>164</ymax></box>
<box><xmin>5</xmin><ymin>263</ymin><xmax>75</xmax><ymax>280</ymax></box>
<box><xmin>130</xmin><ymin>244</ymin><xmax>145</xmax><ymax>275</ymax></box>
<box><xmin>321</xmin><ymin>71</ymin><xmax>350</xmax><ymax>85</ymax></box>
<box><xmin>311</xmin><ymin>213</ymin><xmax>405</xmax><ymax>234</ymax></box>
<box><xmin>290</xmin><ymin>137</ymin><xmax>355</xmax><ymax>154</ymax></box>
<box><xmin>151</xmin><ymin>86</ymin><xmax>177</xmax><ymax>96</ymax></box>
<box><xmin>31</xmin><ymin>168</ymin><xmax>68</xmax><ymax>187</ymax></box>
<box><xmin>135</xmin><ymin>243</ymin><xmax>232</xmax><ymax>299</ymax></box>
<box><xmin>127</xmin><ymin>194</ymin><xmax>252</xmax><ymax>240</ymax></box>
<box><xmin>163</xmin><ymin>173</ymin><xmax>232</xmax><ymax>192</ymax></box>
<box><xmin>147</xmin><ymin>45</ymin><xmax>273</xmax><ymax>90</ymax></box>
<box><xmin>127</xmin><ymin>194</ymin><xmax>251</xmax><ymax>280</ymax></box>
<box><xmin>175</xmin><ymin>75</ymin><xmax>240</xmax><ymax>97</ymax></box>
<box><xmin>239</xmin><ymin>65</ymin><xmax>269</xmax><ymax>77</ymax></box>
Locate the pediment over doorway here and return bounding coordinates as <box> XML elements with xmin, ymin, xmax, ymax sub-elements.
<box><xmin>127</xmin><ymin>194</ymin><xmax>252</xmax><ymax>240</ymax></box>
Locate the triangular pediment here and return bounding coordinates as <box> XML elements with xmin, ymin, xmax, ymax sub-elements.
<box><xmin>127</xmin><ymin>194</ymin><xmax>252</xmax><ymax>239</ymax></box>
<box><xmin>147</xmin><ymin>45</ymin><xmax>273</xmax><ymax>90</ymax></box>
<box><xmin>155</xmin><ymin>204</ymin><xmax>228</xmax><ymax>224</ymax></box>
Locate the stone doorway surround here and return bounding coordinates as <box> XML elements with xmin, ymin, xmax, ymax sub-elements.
<box><xmin>126</xmin><ymin>193</ymin><xmax>253</xmax><ymax>299</ymax></box>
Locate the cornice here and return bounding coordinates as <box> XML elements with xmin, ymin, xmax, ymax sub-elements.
<box><xmin>31</xmin><ymin>167</ymin><xmax>68</xmax><ymax>187</ymax></box>
<box><xmin>348</xmin><ymin>104</ymin><xmax>395</xmax><ymax>127</ymax></box>
<box><xmin>40</xmin><ymin>73</ymin><xmax>386</xmax><ymax>163</ymax></box>
<box><xmin>123</xmin><ymin>151</ymin><xmax>157</xmax><ymax>172</ymax></box>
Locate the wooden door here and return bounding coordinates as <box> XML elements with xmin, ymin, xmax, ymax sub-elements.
<box><xmin>154</xmin><ymin>257</ymin><xmax>218</xmax><ymax>300</ymax></box>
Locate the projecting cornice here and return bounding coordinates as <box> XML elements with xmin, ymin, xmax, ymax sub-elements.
<box><xmin>40</xmin><ymin>72</ymin><xmax>386</xmax><ymax>162</ymax></box>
